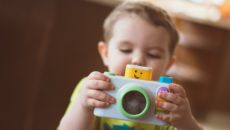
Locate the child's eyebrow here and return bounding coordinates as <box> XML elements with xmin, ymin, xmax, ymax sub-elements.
<box><xmin>118</xmin><ymin>40</ymin><xmax>132</xmax><ymax>45</ymax></box>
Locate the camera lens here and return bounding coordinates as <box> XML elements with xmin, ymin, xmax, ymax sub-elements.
<box><xmin>118</xmin><ymin>83</ymin><xmax>150</xmax><ymax>118</ymax></box>
<box><xmin>122</xmin><ymin>91</ymin><xmax>146</xmax><ymax>115</ymax></box>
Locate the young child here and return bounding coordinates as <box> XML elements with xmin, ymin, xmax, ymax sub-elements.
<box><xmin>59</xmin><ymin>1</ymin><xmax>203</xmax><ymax>130</ymax></box>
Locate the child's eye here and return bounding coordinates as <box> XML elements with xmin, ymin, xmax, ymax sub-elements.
<box><xmin>147</xmin><ymin>53</ymin><xmax>161</xmax><ymax>59</ymax></box>
<box><xmin>119</xmin><ymin>48</ymin><xmax>132</xmax><ymax>53</ymax></box>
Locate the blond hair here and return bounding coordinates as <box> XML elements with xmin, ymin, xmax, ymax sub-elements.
<box><xmin>103</xmin><ymin>1</ymin><xmax>179</xmax><ymax>54</ymax></box>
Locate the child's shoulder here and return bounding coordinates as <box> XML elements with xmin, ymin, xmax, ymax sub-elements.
<box><xmin>70</xmin><ymin>77</ymin><xmax>87</xmax><ymax>101</ymax></box>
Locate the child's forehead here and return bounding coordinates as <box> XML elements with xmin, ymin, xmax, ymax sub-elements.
<box><xmin>111</xmin><ymin>16</ymin><xmax>170</xmax><ymax>44</ymax></box>
<box><xmin>112</xmin><ymin>15</ymin><xmax>169</xmax><ymax>36</ymax></box>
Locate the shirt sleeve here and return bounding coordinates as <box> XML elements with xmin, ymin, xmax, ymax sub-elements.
<box><xmin>65</xmin><ymin>78</ymin><xmax>86</xmax><ymax>113</ymax></box>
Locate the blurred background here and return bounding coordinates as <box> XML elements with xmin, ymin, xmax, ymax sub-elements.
<box><xmin>0</xmin><ymin>0</ymin><xmax>230</xmax><ymax>129</ymax></box>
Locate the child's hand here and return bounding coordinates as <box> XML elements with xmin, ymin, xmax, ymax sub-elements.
<box><xmin>79</xmin><ymin>71</ymin><xmax>116</xmax><ymax>111</ymax></box>
<box><xmin>155</xmin><ymin>83</ymin><xmax>203</xmax><ymax>130</ymax></box>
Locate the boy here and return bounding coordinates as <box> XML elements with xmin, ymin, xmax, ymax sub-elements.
<box><xmin>59</xmin><ymin>1</ymin><xmax>203</xmax><ymax>130</ymax></box>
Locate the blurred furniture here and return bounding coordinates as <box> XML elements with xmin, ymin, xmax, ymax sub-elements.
<box><xmin>170</xmin><ymin>19</ymin><xmax>230</xmax><ymax>119</ymax></box>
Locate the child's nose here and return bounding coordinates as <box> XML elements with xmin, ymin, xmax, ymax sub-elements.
<box><xmin>131</xmin><ymin>54</ymin><xmax>145</xmax><ymax>66</ymax></box>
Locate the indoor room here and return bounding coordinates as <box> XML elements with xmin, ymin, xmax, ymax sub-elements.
<box><xmin>1</xmin><ymin>0</ymin><xmax>230</xmax><ymax>129</ymax></box>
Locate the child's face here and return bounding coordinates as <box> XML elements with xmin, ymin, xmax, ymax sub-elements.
<box><xmin>98</xmin><ymin>16</ymin><xmax>174</xmax><ymax>80</ymax></box>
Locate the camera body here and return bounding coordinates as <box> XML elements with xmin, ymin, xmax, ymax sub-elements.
<box><xmin>94</xmin><ymin>66</ymin><xmax>172</xmax><ymax>125</ymax></box>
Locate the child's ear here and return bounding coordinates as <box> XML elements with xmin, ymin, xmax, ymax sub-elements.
<box><xmin>98</xmin><ymin>41</ymin><xmax>108</xmax><ymax>67</ymax></box>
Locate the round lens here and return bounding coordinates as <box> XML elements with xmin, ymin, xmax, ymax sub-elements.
<box><xmin>122</xmin><ymin>91</ymin><xmax>146</xmax><ymax>115</ymax></box>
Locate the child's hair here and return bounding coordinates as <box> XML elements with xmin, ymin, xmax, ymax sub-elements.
<box><xmin>103</xmin><ymin>1</ymin><xmax>179</xmax><ymax>54</ymax></box>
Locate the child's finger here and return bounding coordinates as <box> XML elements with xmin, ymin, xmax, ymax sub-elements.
<box><xmin>86</xmin><ymin>98</ymin><xmax>110</xmax><ymax>108</ymax></box>
<box><xmin>155</xmin><ymin>100</ymin><xmax>178</xmax><ymax>112</ymax></box>
<box><xmin>155</xmin><ymin>113</ymin><xmax>172</xmax><ymax>124</ymax></box>
<box><xmin>168</xmin><ymin>83</ymin><xmax>186</xmax><ymax>98</ymax></box>
<box><xmin>88</xmin><ymin>71</ymin><xmax>111</xmax><ymax>82</ymax></box>
<box><xmin>155</xmin><ymin>113</ymin><xmax>181</xmax><ymax>126</ymax></box>
<box><xmin>159</xmin><ymin>92</ymin><xmax>184</xmax><ymax>105</ymax></box>
<box><xmin>87</xmin><ymin>89</ymin><xmax>116</xmax><ymax>104</ymax></box>
<box><xmin>85</xmin><ymin>80</ymin><xmax>114</xmax><ymax>90</ymax></box>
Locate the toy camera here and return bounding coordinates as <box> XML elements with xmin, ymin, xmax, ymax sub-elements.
<box><xmin>94</xmin><ymin>64</ymin><xmax>173</xmax><ymax>125</ymax></box>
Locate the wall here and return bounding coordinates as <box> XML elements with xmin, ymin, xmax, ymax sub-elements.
<box><xmin>0</xmin><ymin>0</ymin><xmax>112</xmax><ymax>129</ymax></box>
